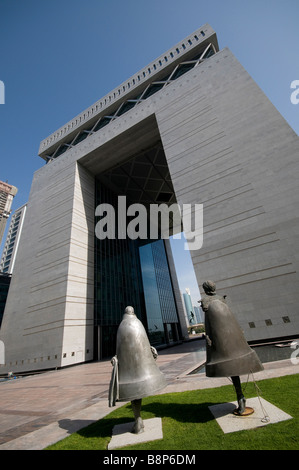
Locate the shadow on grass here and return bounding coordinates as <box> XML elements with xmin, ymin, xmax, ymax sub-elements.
<box><xmin>57</xmin><ymin>400</ymin><xmax>220</xmax><ymax>440</ymax></box>
<box><xmin>141</xmin><ymin>401</ymin><xmax>219</xmax><ymax>424</ymax></box>
<box><xmin>58</xmin><ymin>416</ymin><xmax>133</xmax><ymax>440</ymax></box>
<box><xmin>47</xmin><ymin>375</ymin><xmax>299</xmax><ymax>450</ymax></box>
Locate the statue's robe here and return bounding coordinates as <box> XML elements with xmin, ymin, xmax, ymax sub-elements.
<box><xmin>203</xmin><ymin>296</ymin><xmax>264</xmax><ymax>377</ymax></box>
<box><xmin>109</xmin><ymin>313</ymin><xmax>166</xmax><ymax>406</ymax></box>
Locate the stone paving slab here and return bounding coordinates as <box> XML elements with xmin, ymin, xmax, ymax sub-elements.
<box><xmin>208</xmin><ymin>397</ymin><xmax>293</xmax><ymax>434</ymax></box>
<box><xmin>0</xmin><ymin>400</ymin><xmax>125</xmax><ymax>450</ymax></box>
<box><xmin>108</xmin><ymin>418</ymin><xmax>163</xmax><ymax>450</ymax></box>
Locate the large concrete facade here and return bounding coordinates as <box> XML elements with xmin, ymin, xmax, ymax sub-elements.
<box><xmin>1</xmin><ymin>24</ymin><xmax>299</xmax><ymax>373</ymax></box>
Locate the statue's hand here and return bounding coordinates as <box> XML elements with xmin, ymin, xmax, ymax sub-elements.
<box><xmin>111</xmin><ymin>355</ymin><xmax>118</xmax><ymax>366</ymax></box>
<box><xmin>150</xmin><ymin>346</ymin><xmax>158</xmax><ymax>360</ymax></box>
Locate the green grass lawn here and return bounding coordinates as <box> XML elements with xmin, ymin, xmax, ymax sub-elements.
<box><xmin>46</xmin><ymin>374</ymin><xmax>299</xmax><ymax>450</ymax></box>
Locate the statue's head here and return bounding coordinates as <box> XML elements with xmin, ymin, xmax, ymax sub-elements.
<box><xmin>124</xmin><ymin>306</ymin><xmax>135</xmax><ymax>315</ymax></box>
<box><xmin>202</xmin><ymin>280</ymin><xmax>216</xmax><ymax>295</ymax></box>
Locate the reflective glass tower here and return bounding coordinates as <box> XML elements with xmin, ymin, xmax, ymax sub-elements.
<box><xmin>94</xmin><ymin>179</ymin><xmax>182</xmax><ymax>359</ymax></box>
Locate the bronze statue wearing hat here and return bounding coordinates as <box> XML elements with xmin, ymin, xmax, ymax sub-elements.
<box><xmin>200</xmin><ymin>281</ymin><xmax>263</xmax><ymax>415</ymax></box>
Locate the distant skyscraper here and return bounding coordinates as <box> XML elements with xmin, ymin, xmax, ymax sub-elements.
<box><xmin>0</xmin><ymin>181</ymin><xmax>18</xmax><ymax>245</ymax></box>
<box><xmin>0</xmin><ymin>204</ymin><xmax>27</xmax><ymax>274</ymax></box>
<box><xmin>183</xmin><ymin>289</ymin><xmax>203</xmax><ymax>325</ymax></box>
<box><xmin>193</xmin><ymin>306</ymin><xmax>204</xmax><ymax>323</ymax></box>
<box><xmin>180</xmin><ymin>291</ymin><xmax>190</xmax><ymax>328</ymax></box>
<box><xmin>183</xmin><ymin>288</ymin><xmax>195</xmax><ymax>324</ymax></box>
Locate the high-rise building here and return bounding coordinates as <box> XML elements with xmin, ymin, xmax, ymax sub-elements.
<box><xmin>0</xmin><ymin>181</ymin><xmax>18</xmax><ymax>245</ymax></box>
<box><xmin>183</xmin><ymin>288</ymin><xmax>195</xmax><ymax>324</ymax></box>
<box><xmin>180</xmin><ymin>291</ymin><xmax>190</xmax><ymax>328</ymax></box>
<box><xmin>1</xmin><ymin>24</ymin><xmax>299</xmax><ymax>373</ymax></box>
<box><xmin>0</xmin><ymin>204</ymin><xmax>27</xmax><ymax>274</ymax></box>
<box><xmin>193</xmin><ymin>306</ymin><xmax>203</xmax><ymax>324</ymax></box>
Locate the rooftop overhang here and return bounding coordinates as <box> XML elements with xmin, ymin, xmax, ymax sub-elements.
<box><xmin>79</xmin><ymin>114</ymin><xmax>182</xmax><ymax>237</ymax></box>
<box><xmin>38</xmin><ymin>24</ymin><xmax>219</xmax><ymax>159</ymax></box>
<box><xmin>78</xmin><ymin>114</ymin><xmax>160</xmax><ymax>175</ymax></box>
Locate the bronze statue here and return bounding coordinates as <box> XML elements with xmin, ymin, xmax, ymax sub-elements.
<box><xmin>109</xmin><ymin>306</ymin><xmax>166</xmax><ymax>433</ymax></box>
<box><xmin>200</xmin><ymin>281</ymin><xmax>263</xmax><ymax>415</ymax></box>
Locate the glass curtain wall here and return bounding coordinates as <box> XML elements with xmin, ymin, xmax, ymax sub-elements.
<box><xmin>94</xmin><ymin>181</ymin><xmax>146</xmax><ymax>358</ymax></box>
<box><xmin>139</xmin><ymin>242</ymin><xmax>165</xmax><ymax>346</ymax></box>
<box><xmin>94</xmin><ymin>180</ymin><xmax>181</xmax><ymax>358</ymax></box>
<box><xmin>139</xmin><ymin>240</ymin><xmax>180</xmax><ymax>345</ymax></box>
<box><xmin>0</xmin><ymin>274</ymin><xmax>11</xmax><ymax>327</ymax></box>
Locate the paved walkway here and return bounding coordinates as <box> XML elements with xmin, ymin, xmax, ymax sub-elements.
<box><xmin>0</xmin><ymin>338</ymin><xmax>298</xmax><ymax>450</ymax></box>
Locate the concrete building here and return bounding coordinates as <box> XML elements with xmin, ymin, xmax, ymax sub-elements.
<box><xmin>0</xmin><ymin>181</ymin><xmax>18</xmax><ymax>245</ymax></box>
<box><xmin>0</xmin><ymin>204</ymin><xmax>27</xmax><ymax>274</ymax></box>
<box><xmin>1</xmin><ymin>24</ymin><xmax>299</xmax><ymax>373</ymax></box>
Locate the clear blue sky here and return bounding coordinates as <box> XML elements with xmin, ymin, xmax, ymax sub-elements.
<box><xmin>1</xmin><ymin>0</ymin><xmax>298</xmax><ymax>305</ymax></box>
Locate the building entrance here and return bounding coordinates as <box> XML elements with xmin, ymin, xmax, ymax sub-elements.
<box><xmin>94</xmin><ymin>141</ymin><xmax>185</xmax><ymax>359</ymax></box>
